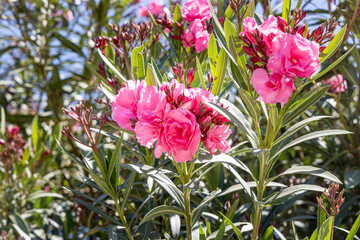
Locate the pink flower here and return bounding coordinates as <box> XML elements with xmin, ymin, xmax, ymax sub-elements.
<box><xmin>241</xmin><ymin>16</ymin><xmax>280</xmax><ymax>53</ymax></box>
<box><xmin>181</xmin><ymin>19</ymin><xmax>210</xmax><ymax>53</ymax></box>
<box><xmin>137</xmin><ymin>1</ymin><xmax>164</xmax><ymax>17</ymax></box>
<box><xmin>111</xmin><ymin>80</ymin><xmax>146</xmax><ymax>132</ymax></box>
<box><xmin>155</xmin><ymin>108</ymin><xmax>201</xmax><ymax>162</ymax></box>
<box><xmin>9</xmin><ymin>126</ymin><xmax>19</xmax><ymax>136</ymax></box>
<box><xmin>267</xmin><ymin>33</ymin><xmax>320</xmax><ymax>78</ymax></box>
<box><xmin>135</xmin><ymin>87</ymin><xmax>170</xmax><ymax>148</ymax></box>
<box><xmin>184</xmin><ymin>88</ymin><xmax>215</xmax><ymax>115</ymax></box>
<box><xmin>322</xmin><ymin>74</ymin><xmax>347</xmax><ymax>93</ymax></box>
<box><xmin>251</xmin><ymin>68</ymin><xmax>295</xmax><ymax>105</ymax></box>
<box><xmin>182</xmin><ymin>0</ymin><xmax>211</xmax><ymax>22</ymax></box>
<box><xmin>205</xmin><ymin>125</ymin><xmax>231</xmax><ymax>154</ymax></box>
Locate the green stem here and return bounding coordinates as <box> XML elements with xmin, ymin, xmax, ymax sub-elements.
<box><xmin>184</xmin><ymin>188</ymin><xmax>192</xmax><ymax>240</ymax></box>
<box><xmin>251</xmin><ymin>160</ymin><xmax>266</xmax><ymax>240</ymax></box>
<box><xmin>181</xmin><ymin>162</ymin><xmax>192</xmax><ymax>240</ymax></box>
<box><xmin>115</xmin><ymin>200</ymin><xmax>133</xmax><ymax>240</ymax></box>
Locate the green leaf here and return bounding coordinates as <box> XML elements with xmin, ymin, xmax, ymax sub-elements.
<box><xmin>208</xmin><ymin>222</ymin><xmax>251</xmax><ymax>239</ymax></box>
<box><xmin>212</xmin><ymin>48</ymin><xmax>229</xmax><ymax>95</ymax></box>
<box><xmin>139</xmin><ymin>205</ymin><xmax>184</xmax><ymax>226</ymax></box>
<box><xmin>238</xmin><ymin>88</ymin><xmax>260</xmax><ymax>123</ymax></box>
<box><xmin>173</xmin><ymin>4</ymin><xmax>183</xmax><ymax>23</ymax></box>
<box><xmin>271</xmin><ymin>184</ymin><xmax>325</xmax><ymax>204</ymax></box>
<box><xmin>75</xmin><ymin>198</ymin><xmax>122</xmax><ymax>225</ymax></box>
<box><xmin>345</xmin><ymin>212</ymin><xmax>360</xmax><ymax>240</ymax></box>
<box><xmin>319</xmin><ymin>217</ymin><xmax>334</xmax><ymax>240</ymax></box>
<box><xmin>220</xmin><ymin>182</ymin><xmax>286</xmax><ymax>197</ymax></box>
<box><xmin>309</xmin><ymin>228</ymin><xmax>318</xmax><ymax>240</ymax></box>
<box><xmin>196</xmin><ymin>56</ymin><xmax>207</xmax><ymax>89</ymax></box>
<box><xmin>1</xmin><ymin>107</ymin><xmax>5</xmax><ymax>135</ymax></box>
<box><xmin>21</xmin><ymin>148</ymin><xmax>30</xmax><ymax>165</ymax></box>
<box><xmin>98</xmin><ymin>48</ymin><xmax>127</xmax><ymax>83</ymax></box>
<box><xmin>311</xmin><ymin>44</ymin><xmax>356</xmax><ymax>81</ymax></box>
<box><xmin>263</xmin><ymin>226</ymin><xmax>274</xmax><ymax>240</ymax></box>
<box><xmin>243</xmin><ymin>1</ymin><xmax>255</xmax><ymax>19</ymax></box>
<box><xmin>131</xmin><ymin>45</ymin><xmax>145</xmax><ymax>80</ymax></box>
<box><xmin>206</xmin><ymin>101</ymin><xmax>258</xmax><ymax>145</ymax></box>
<box><xmin>226</xmin><ymin>165</ymin><xmax>253</xmax><ymax>199</ymax></box>
<box><xmin>317</xmin><ymin>193</ymin><xmax>327</xmax><ymax>231</ymax></box>
<box><xmin>270</xmin><ymin>130</ymin><xmax>352</xmax><ymax>161</ymax></box>
<box><xmin>225</xmin><ymin>199</ymin><xmax>239</xmax><ymax>220</ymax></box>
<box><xmin>274</xmin><ymin>116</ymin><xmax>332</xmax><ymax>146</ymax></box>
<box><xmin>214</xmin><ymin>223</ymin><xmax>226</xmax><ymax>240</ymax></box>
<box><xmin>208</xmin><ymin>34</ymin><xmax>218</xmax><ymax>77</ymax></box>
<box><xmin>278</xmin><ymin>166</ymin><xmax>341</xmax><ymax>183</ymax></box>
<box><xmin>344</xmin><ymin>170</ymin><xmax>360</xmax><ymax>189</ymax></box>
<box><xmin>219</xmin><ymin>212</ymin><xmax>244</xmax><ymax>240</ymax></box>
<box><xmin>28</xmin><ymin>191</ymin><xmax>63</xmax><ymax>200</ymax></box>
<box><xmin>56</xmin><ymin>139</ymin><xmax>89</xmax><ymax>170</ymax></box>
<box><xmin>108</xmin><ymin>135</ymin><xmax>123</xmax><ymax>181</ymax></box>
<box><xmin>282</xmin><ymin>0</ymin><xmax>290</xmax><ymax>23</ymax></box>
<box><xmin>282</xmin><ymin>87</ymin><xmax>329</xmax><ymax>126</ymax></box>
<box><xmin>120</xmin><ymin>172</ymin><xmax>136</xmax><ymax>209</ymax></box>
<box><xmin>54</xmin><ymin>32</ymin><xmax>84</xmax><ymax>57</ymax></box>
<box><xmin>192</xmin><ymin>189</ymin><xmax>221</xmax><ymax>216</ymax></box>
<box><xmin>120</xmin><ymin>163</ymin><xmax>185</xmax><ymax>209</ymax></box>
<box><xmin>319</xmin><ymin>25</ymin><xmax>347</xmax><ymax>64</ymax></box>
<box><xmin>224</xmin><ymin>19</ymin><xmax>243</xmax><ymax>66</ymax></box>
<box><xmin>31</xmin><ymin>116</ymin><xmax>39</xmax><ymax>151</ymax></box>
<box><xmin>9</xmin><ymin>212</ymin><xmax>30</xmax><ymax>238</ymax></box>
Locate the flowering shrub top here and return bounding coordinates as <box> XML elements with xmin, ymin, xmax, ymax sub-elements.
<box><xmin>111</xmin><ymin>80</ymin><xmax>231</xmax><ymax>162</ymax></box>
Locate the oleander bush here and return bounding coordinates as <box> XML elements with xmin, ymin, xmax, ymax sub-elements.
<box><xmin>1</xmin><ymin>0</ymin><xmax>360</xmax><ymax>239</ymax></box>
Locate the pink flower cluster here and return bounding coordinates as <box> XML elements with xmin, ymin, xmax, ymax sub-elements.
<box><xmin>181</xmin><ymin>0</ymin><xmax>211</xmax><ymax>53</ymax></box>
<box><xmin>242</xmin><ymin>16</ymin><xmax>320</xmax><ymax>105</ymax></box>
<box><xmin>322</xmin><ymin>74</ymin><xmax>347</xmax><ymax>93</ymax></box>
<box><xmin>137</xmin><ymin>0</ymin><xmax>164</xmax><ymax>18</ymax></box>
<box><xmin>111</xmin><ymin>80</ymin><xmax>231</xmax><ymax>162</ymax></box>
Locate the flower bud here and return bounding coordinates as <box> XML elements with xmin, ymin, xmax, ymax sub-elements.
<box><xmin>277</xmin><ymin>17</ymin><xmax>288</xmax><ymax>32</ymax></box>
<box><xmin>243</xmin><ymin>46</ymin><xmax>255</xmax><ymax>56</ymax></box>
<box><xmin>186</xmin><ymin>68</ymin><xmax>195</xmax><ymax>87</ymax></box>
<box><xmin>297</xmin><ymin>25</ymin><xmax>305</xmax><ymax>35</ymax></box>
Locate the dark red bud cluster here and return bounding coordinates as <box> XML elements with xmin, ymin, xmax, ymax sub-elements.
<box><xmin>316</xmin><ymin>182</ymin><xmax>345</xmax><ymax>218</ymax></box>
<box><xmin>0</xmin><ymin>126</ymin><xmax>27</xmax><ymax>173</ymax></box>
<box><xmin>62</xmin><ymin>100</ymin><xmax>110</xmax><ymax>148</ymax></box>
<box><xmin>172</xmin><ymin>62</ymin><xmax>185</xmax><ymax>84</ymax></box>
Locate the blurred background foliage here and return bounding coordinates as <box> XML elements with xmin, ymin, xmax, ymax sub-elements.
<box><xmin>0</xmin><ymin>0</ymin><xmax>359</xmax><ymax>239</ymax></box>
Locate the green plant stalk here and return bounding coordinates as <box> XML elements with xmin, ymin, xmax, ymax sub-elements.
<box><xmin>251</xmin><ymin>160</ymin><xmax>266</xmax><ymax>240</ymax></box>
<box><xmin>115</xmin><ymin>200</ymin><xmax>133</xmax><ymax>240</ymax></box>
<box><xmin>180</xmin><ymin>161</ymin><xmax>192</xmax><ymax>240</ymax></box>
<box><xmin>184</xmin><ymin>188</ymin><xmax>192</xmax><ymax>240</ymax></box>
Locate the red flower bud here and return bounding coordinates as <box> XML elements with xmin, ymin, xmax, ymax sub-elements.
<box><xmin>171</xmin><ymin>35</ymin><xmax>181</xmax><ymax>40</ymax></box>
<box><xmin>277</xmin><ymin>17</ymin><xmax>288</xmax><ymax>32</ymax></box>
<box><xmin>243</xmin><ymin>46</ymin><xmax>255</xmax><ymax>56</ymax></box>
<box><xmin>9</xmin><ymin>126</ymin><xmax>19</xmax><ymax>136</ymax></box>
<box><xmin>186</xmin><ymin>68</ymin><xmax>195</xmax><ymax>87</ymax></box>
<box><xmin>250</xmin><ymin>57</ymin><xmax>261</xmax><ymax>63</ymax></box>
<box><xmin>218</xmin><ymin>17</ymin><xmax>225</xmax><ymax>25</ymax></box>
<box><xmin>319</xmin><ymin>46</ymin><xmax>326</xmax><ymax>52</ymax></box>
<box><xmin>297</xmin><ymin>25</ymin><xmax>305</xmax><ymax>35</ymax></box>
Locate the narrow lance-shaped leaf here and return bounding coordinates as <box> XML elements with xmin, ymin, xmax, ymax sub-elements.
<box><xmin>97</xmin><ymin>48</ymin><xmax>127</xmax><ymax>83</ymax></box>
<box><xmin>345</xmin><ymin>212</ymin><xmax>360</xmax><ymax>240</ymax></box>
<box><xmin>139</xmin><ymin>205</ymin><xmax>184</xmax><ymax>226</ymax></box>
<box><xmin>319</xmin><ymin>217</ymin><xmax>334</xmax><ymax>240</ymax></box>
<box><xmin>278</xmin><ymin>166</ymin><xmax>341</xmax><ymax>183</ymax></box>
<box><xmin>319</xmin><ymin>25</ymin><xmax>347</xmax><ymax>64</ymax></box>
<box><xmin>131</xmin><ymin>45</ymin><xmax>145</xmax><ymax>80</ymax></box>
<box><xmin>212</xmin><ymin>48</ymin><xmax>229</xmax><ymax>95</ymax></box>
<box><xmin>208</xmin><ymin>34</ymin><xmax>217</xmax><ymax>77</ymax></box>
<box><xmin>270</xmin><ymin>130</ymin><xmax>352</xmax><ymax>161</ymax></box>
